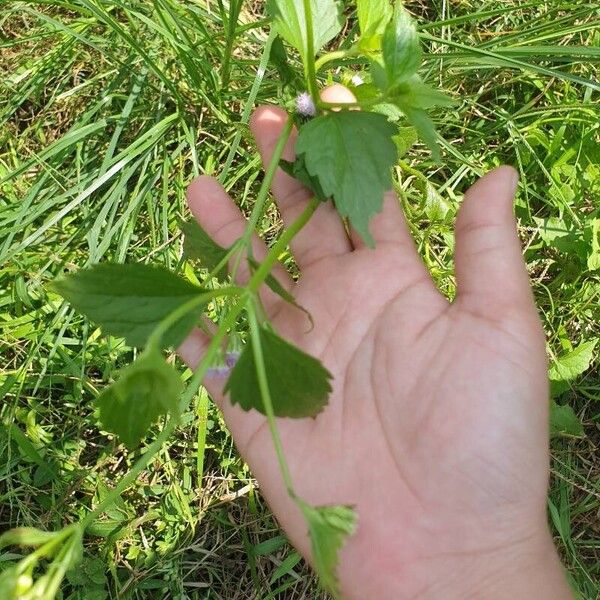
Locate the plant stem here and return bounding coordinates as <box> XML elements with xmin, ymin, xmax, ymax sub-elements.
<box><xmin>246</xmin><ymin>306</ymin><xmax>295</xmax><ymax>496</ymax></box>
<box><xmin>146</xmin><ymin>286</ymin><xmax>242</xmax><ymax>350</ymax></box>
<box><xmin>79</xmin><ymin>129</ymin><xmax>318</xmax><ymax>542</ymax></box>
<box><xmin>302</xmin><ymin>0</ymin><xmax>320</xmax><ymax>104</ymax></box>
<box><xmin>231</xmin><ymin>117</ymin><xmax>294</xmax><ymax>280</ymax></box>
<box><xmin>248</xmin><ymin>197</ymin><xmax>319</xmax><ymax>293</ymax></box>
<box><xmin>314</xmin><ymin>48</ymin><xmax>359</xmax><ymax>72</ymax></box>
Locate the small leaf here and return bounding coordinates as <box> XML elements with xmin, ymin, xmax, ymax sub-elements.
<box><xmin>247</xmin><ymin>257</ymin><xmax>313</xmax><ymax>327</ymax></box>
<box><xmin>392</xmin><ymin>77</ymin><xmax>456</xmax><ymax>110</ymax></box>
<box><xmin>181</xmin><ymin>219</ymin><xmax>229</xmax><ymax>279</ymax></box>
<box><xmin>357</xmin><ymin>0</ymin><xmax>392</xmax><ymax>47</ymax></box>
<box><xmin>550</xmin><ymin>400</ymin><xmax>584</xmax><ymax>438</ymax></box>
<box><xmin>97</xmin><ymin>348</ymin><xmax>182</xmax><ymax>448</ymax></box>
<box><xmin>269</xmin><ymin>35</ymin><xmax>299</xmax><ymax>87</ymax></box>
<box><xmin>393</xmin><ymin>126</ymin><xmax>417</xmax><ymax>158</ymax></box>
<box><xmin>224</xmin><ymin>326</ymin><xmax>332</xmax><ymax>418</ymax></box>
<box><xmin>52</xmin><ymin>263</ymin><xmax>205</xmax><ymax>348</ymax></box>
<box><xmin>381</xmin><ymin>3</ymin><xmax>421</xmax><ymax>88</ymax></box>
<box><xmin>549</xmin><ymin>340</ymin><xmax>597</xmax><ymax>382</ymax></box>
<box><xmin>298</xmin><ymin>501</ymin><xmax>357</xmax><ymax>598</ymax></box>
<box><xmin>398</xmin><ymin>105</ymin><xmax>441</xmax><ymax>162</ymax></box>
<box><xmin>280</xmin><ymin>158</ymin><xmax>328</xmax><ymax>202</ymax></box>
<box><xmin>295</xmin><ymin>111</ymin><xmax>398</xmax><ymax>246</ymax></box>
<box><xmin>0</xmin><ymin>527</ymin><xmax>56</xmax><ymax>550</ymax></box>
<box><xmin>267</xmin><ymin>0</ymin><xmax>342</xmax><ymax>60</ymax></box>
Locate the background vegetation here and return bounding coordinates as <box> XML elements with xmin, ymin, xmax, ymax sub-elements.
<box><xmin>1</xmin><ymin>1</ymin><xmax>598</xmax><ymax>598</ymax></box>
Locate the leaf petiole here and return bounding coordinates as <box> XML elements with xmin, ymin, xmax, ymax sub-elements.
<box><xmin>301</xmin><ymin>0</ymin><xmax>320</xmax><ymax>106</ymax></box>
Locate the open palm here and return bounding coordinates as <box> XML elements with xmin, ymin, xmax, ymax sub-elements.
<box><xmin>180</xmin><ymin>96</ymin><xmax>569</xmax><ymax>599</ymax></box>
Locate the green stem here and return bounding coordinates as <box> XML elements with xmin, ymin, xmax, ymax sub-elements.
<box><xmin>79</xmin><ymin>147</ymin><xmax>319</xmax><ymax>542</ymax></box>
<box><xmin>146</xmin><ymin>286</ymin><xmax>242</xmax><ymax>350</ymax></box>
<box><xmin>302</xmin><ymin>0</ymin><xmax>319</xmax><ymax>104</ymax></box>
<box><xmin>246</xmin><ymin>117</ymin><xmax>293</xmax><ymax>235</ymax></box>
<box><xmin>248</xmin><ymin>197</ymin><xmax>319</xmax><ymax>294</ymax></box>
<box><xmin>314</xmin><ymin>48</ymin><xmax>360</xmax><ymax>72</ymax></box>
<box><xmin>247</xmin><ymin>306</ymin><xmax>295</xmax><ymax>496</ymax></box>
<box><xmin>318</xmin><ymin>94</ymin><xmax>389</xmax><ymax>111</ymax></box>
<box><xmin>231</xmin><ymin>117</ymin><xmax>294</xmax><ymax>280</ymax></box>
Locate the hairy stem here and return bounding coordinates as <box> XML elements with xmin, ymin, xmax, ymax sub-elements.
<box><xmin>231</xmin><ymin>117</ymin><xmax>294</xmax><ymax>279</ymax></box>
<box><xmin>302</xmin><ymin>0</ymin><xmax>320</xmax><ymax>104</ymax></box>
<box><xmin>247</xmin><ymin>306</ymin><xmax>296</xmax><ymax>496</ymax></box>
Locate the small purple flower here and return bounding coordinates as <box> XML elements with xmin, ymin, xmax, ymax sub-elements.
<box><xmin>296</xmin><ymin>92</ymin><xmax>316</xmax><ymax>117</ymax></box>
<box><xmin>205</xmin><ymin>365</ymin><xmax>231</xmax><ymax>379</ymax></box>
<box><xmin>225</xmin><ymin>351</ymin><xmax>240</xmax><ymax>368</ymax></box>
<box><xmin>205</xmin><ymin>351</ymin><xmax>240</xmax><ymax>379</ymax></box>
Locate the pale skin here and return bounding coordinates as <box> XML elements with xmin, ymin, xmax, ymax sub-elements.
<box><xmin>179</xmin><ymin>86</ymin><xmax>573</xmax><ymax>599</ymax></box>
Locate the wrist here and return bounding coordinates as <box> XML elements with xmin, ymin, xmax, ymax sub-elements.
<box><xmin>440</xmin><ymin>529</ymin><xmax>572</xmax><ymax>600</ymax></box>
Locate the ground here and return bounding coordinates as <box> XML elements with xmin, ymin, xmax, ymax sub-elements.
<box><xmin>0</xmin><ymin>1</ymin><xmax>598</xmax><ymax>598</ymax></box>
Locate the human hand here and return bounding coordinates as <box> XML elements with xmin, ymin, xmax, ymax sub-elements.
<box><xmin>180</xmin><ymin>87</ymin><xmax>572</xmax><ymax>599</ymax></box>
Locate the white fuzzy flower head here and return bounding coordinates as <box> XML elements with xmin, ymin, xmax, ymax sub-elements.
<box><xmin>351</xmin><ymin>74</ymin><xmax>364</xmax><ymax>86</ymax></box>
<box><xmin>296</xmin><ymin>92</ymin><xmax>316</xmax><ymax>117</ymax></box>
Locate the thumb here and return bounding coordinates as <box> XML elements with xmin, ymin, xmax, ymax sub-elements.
<box><xmin>454</xmin><ymin>166</ymin><xmax>536</xmax><ymax>319</ymax></box>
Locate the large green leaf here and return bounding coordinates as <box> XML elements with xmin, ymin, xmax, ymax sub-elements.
<box><xmin>295</xmin><ymin>111</ymin><xmax>398</xmax><ymax>246</ymax></box>
<box><xmin>224</xmin><ymin>326</ymin><xmax>332</xmax><ymax>418</ymax></box>
<box><xmin>52</xmin><ymin>263</ymin><xmax>205</xmax><ymax>348</ymax></box>
<box><xmin>299</xmin><ymin>501</ymin><xmax>357</xmax><ymax>598</ymax></box>
<box><xmin>97</xmin><ymin>348</ymin><xmax>182</xmax><ymax>448</ymax></box>
<box><xmin>381</xmin><ymin>3</ymin><xmax>421</xmax><ymax>88</ymax></box>
<box><xmin>357</xmin><ymin>0</ymin><xmax>392</xmax><ymax>49</ymax></box>
<box><xmin>267</xmin><ymin>0</ymin><xmax>342</xmax><ymax>59</ymax></box>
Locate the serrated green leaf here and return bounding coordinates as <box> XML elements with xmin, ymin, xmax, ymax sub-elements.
<box><xmin>267</xmin><ymin>0</ymin><xmax>342</xmax><ymax>59</ymax></box>
<box><xmin>181</xmin><ymin>219</ymin><xmax>229</xmax><ymax>279</ymax></box>
<box><xmin>357</xmin><ymin>0</ymin><xmax>392</xmax><ymax>46</ymax></box>
<box><xmin>52</xmin><ymin>263</ymin><xmax>205</xmax><ymax>348</ymax></box>
<box><xmin>298</xmin><ymin>502</ymin><xmax>357</xmax><ymax>598</ymax></box>
<box><xmin>549</xmin><ymin>340</ymin><xmax>597</xmax><ymax>382</ymax></box>
<box><xmin>550</xmin><ymin>400</ymin><xmax>584</xmax><ymax>437</ymax></box>
<box><xmin>381</xmin><ymin>3</ymin><xmax>421</xmax><ymax>87</ymax></box>
<box><xmin>280</xmin><ymin>158</ymin><xmax>328</xmax><ymax>202</ymax></box>
<box><xmin>224</xmin><ymin>326</ymin><xmax>332</xmax><ymax>418</ymax></box>
<box><xmin>97</xmin><ymin>348</ymin><xmax>182</xmax><ymax>448</ymax></box>
<box><xmin>295</xmin><ymin>111</ymin><xmax>398</xmax><ymax>246</ymax></box>
<box><xmin>392</xmin><ymin>77</ymin><xmax>456</xmax><ymax>109</ymax></box>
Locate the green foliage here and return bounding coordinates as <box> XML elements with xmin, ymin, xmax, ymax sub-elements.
<box><xmin>181</xmin><ymin>219</ymin><xmax>229</xmax><ymax>279</ymax></box>
<box><xmin>0</xmin><ymin>527</ymin><xmax>56</xmax><ymax>549</ymax></box>
<box><xmin>225</xmin><ymin>326</ymin><xmax>332</xmax><ymax>418</ymax></box>
<box><xmin>52</xmin><ymin>264</ymin><xmax>205</xmax><ymax>348</ymax></box>
<box><xmin>267</xmin><ymin>0</ymin><xmax>343</xmax><ymax>60</ymax></box>
<box><xmin>1</xmin><ymin>1</ymin><xmax>599</xmax><ymax>598</ymax></box>
<box><xmin>96</xmin><ymin>348</ymin><xmax>182</xmax><ymax>448</ymax></box>
<box><xmin>295</xmin><ymin>111</ymin><xmax>398</xmax><ymax>245</ymax></box>
<box><xmin>550</xmin><ymin>400</ymin><xmax>584</xmax><ymax>438</ymax></box>
<box><xmin>381</xmin><ymin>3</ymin><xmax>421</xmax><ymax>88</ymax></box>
<box><xmin>299</xmin><ymin>502</ymin><xmax>357</xmax><ymax>598</ymax></box>
<box><xmin>549</xmin><ymin>340</ymin><xmax>597</xmax><ymax>384</ymax></box>
<box><xmin>356</xmin><ymin>0</ymin><xmax>392</xmax><ymax>49</ymax></box>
